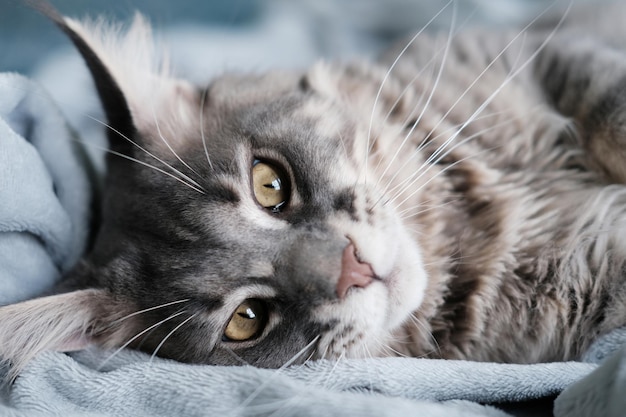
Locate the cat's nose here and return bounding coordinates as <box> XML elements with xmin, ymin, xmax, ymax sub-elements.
<box><xmin>337</xmin><ymin>243</ymin><xmax>374</xmax><ymax>299</ymax></box>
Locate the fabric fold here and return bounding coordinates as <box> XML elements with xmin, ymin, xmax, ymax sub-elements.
<box><xmin>0</xmin><ymin>73</ymin><xmax>94</xmax><ymax>305</ymax></box>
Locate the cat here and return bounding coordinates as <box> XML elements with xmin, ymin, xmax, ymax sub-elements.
<box><xmin>2</xmin><ymin>0</ymin><xmax>626</xmax><ymax>379</ymax></box>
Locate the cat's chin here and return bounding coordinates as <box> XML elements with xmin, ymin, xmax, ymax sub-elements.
<box><xmin>313</xmin><ymin>281</ymin><xmax>391</xmax><ymax>358</ymax></box>
<box><xmin>313</xmin><ymin>260</ymin><xmax>426</xmax><ymax>359</ymax></box>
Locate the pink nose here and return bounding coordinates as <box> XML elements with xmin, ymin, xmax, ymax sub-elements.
<box><xmin>336</xmin><ymin>243</ymin><xmax>374</xmax><ymax>298</ymax></box>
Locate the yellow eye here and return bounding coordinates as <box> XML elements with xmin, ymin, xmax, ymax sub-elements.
<box><xmin>252</xmin><ymin>161</ymin><xmax>288</xmax><ymax>211</ymax></box>
<box><xmin>223</xmin><ymin>299</ymin><xmax>268</xmax><ymax>342</ymax></box>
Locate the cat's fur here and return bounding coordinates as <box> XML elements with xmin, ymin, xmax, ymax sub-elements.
<box><xmin>2</xmin><ymin>0</ymin><xmax>626</xmax><ymax>377</ymax></box>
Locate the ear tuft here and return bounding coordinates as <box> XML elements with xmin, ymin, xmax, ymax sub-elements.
<box><xmin>0</xmin><ymin>289</ymin><xmax>135</xmax><ymax>382</ymax></box>
<box><xmin>61</xmin><ymin>13</ymin><xmax>201</xmax><ymax>149</ymax></box>
<box><xmin>63</xmin><ymin>12</ymin><xmax>171</xmax><ymax>104</ymax></box>
<box><xmin>30</xmin><ymin>0</ymin><xmax>200</xmax><ymax>155</ymax></box>
<box><xmin>64</xmin><ymin>13</ymin><xmax>162</xmax><ymax>155</ymax></box>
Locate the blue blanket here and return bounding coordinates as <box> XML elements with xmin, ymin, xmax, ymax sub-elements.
<box><xmin>2</xmin><ymin>69</ymin><xmax>626</xmax><ymax>417</ymax></box>
<box><xmin>0</xmin><ymin>73</ymin><xmax>93</xmax><ymax>305</ymax></box>
<box><xmin>1</xmin><ymin>334</ymin><xmax>625</xmax><ymax>417</ymax></box>
<box><xmin>3</xmin><ymin>0</ymin><xmax>626</xmax><ymax>412</ymax></box>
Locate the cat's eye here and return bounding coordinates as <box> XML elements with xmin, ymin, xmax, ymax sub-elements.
<box><xmin>223</xmin><ymin>299</ymin><xmax>268</xmax><ymax>342</ymax></box>
<box><xmin>252</xmin><ymin>160</ymin><xmax>288</xmax><ymax>212</ymax></box>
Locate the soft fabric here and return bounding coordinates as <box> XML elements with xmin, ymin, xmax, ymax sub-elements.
<box><xmin>555</xmin><ymin>347</ymin><xmax>626</xmax><ymax>417</ymax></box>
<box><xmin>1</xmin><ymin>64</ymin><xmax>626</xmax><ymax>417</ymax></box>
<box><xmin>0</xmin><ymin>337</ymin><xmax>622</xmax><ymax>417</ymax></box>
<box><xmin>2</xmin><ymin>2</ymin><xmax>626</xmax><ymax>415</ymax></box>
<box><xmin>0</xmin><ymin>73</ymin><xmax>94</xmax><ymax>305</ymax></box>
<box><xmin>551</xmin><ymin>307</ymin><xmax>626</xmax><ymax>417</ymax></box>
<box><xmin>2</xmin><ymin>328</ymin><xmax>625</xmax><ymax>416</ymax></box>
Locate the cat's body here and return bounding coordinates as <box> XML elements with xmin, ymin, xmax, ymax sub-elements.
<box><xmin>2</xmin><ymin>0</ymin><xmax>626</xmax><ymax>376</ymax></box>
<box><xmin>381</xmin><ymin>25</ymin><xmax>626</xmax><ymax>363</ymax></box>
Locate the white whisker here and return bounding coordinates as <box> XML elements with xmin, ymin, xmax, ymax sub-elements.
<box><xmin>376</xmin><ymin>106</ymin><xmax>525</xmax><ymax>202</ymax></box>
<box><xmin>393</xmin><ymin>144</ymin><xmax>505</xmax><ymax>209</ymax></box>
<box><xmin>150</xmin><ymin>312</ymin><xmax>198</xmax><ymax>362</ymax></box>
<box><xmin>382</xmin><ymin>341</ymin><xmax>411</xmax><ymax>358</ymax></box>
<box><xmin>378</xmin><ymin>1</ymin><xmax>570</xmax><ymax>209</ymax></box>
<box><xmin>236</xmin><ymin>335</ymin><xmax>321</xmax><ymax>411</ymax></box>
<box><xmin>408</xmin><ymin>314</ymin><xmax>442</xmax><ymax>357</ymax></box>
<box><xmin>199</xmin><ymin>87</ymin><xmax>215</xmax><ymax>171</ymax></box>
<box><xmin>389</xmin><ymin>119</ymin><xmax>515</xmax><ymax>202</ymax></box>
<box><xmin>372</xmin><ymin>3</ymin><xmax>479</xmax><ymax>156</ymax></box>
<box><xmin>112</xmin><ymin>299</ymin><xmax>190</xmax><ymax>324</ymax></box>
<box><xmin>85</xmin><ymin>114</ymin><xmax>205</xmax><ymax>192</ymax></box>
<box><xmin>403</xmin><ymin>1</ymin><xmax>570</xmax><ymax>183</ymax></box>
<box><xmin>385</xmin><ymin>0</ymin><xmax>571</xmax><ymax>204</ymax></box>
<box><xmin>78</xmin><ymin>140</ymin><xmax>206</xmax><ymax>194</ymax></box>
<box><xmin>97</xmin><ymin>310</ymin><xmax>186</xmax><ymax>370</ymax></box>
<box><xmin>223</xmin><ymin>347</ymin><xmax>252</xmax><ymax>366</ymax></box>
<box><xmin>374</xmin><ymin>1</ymin><xmax>458</xmax><ymax>189</ymax></box>
<box><xmin>322</xmin><ymin>350</ymin><xmax>344</xmax><ymax>389</ymax></box>
<box><xmin>151</xmin><ymin>105</ymin><xmax>204</xmax><ymax>182</ymax></box>
<box><xmin>380</xmin><ymin>113</ymin><xmax>523</xmax><ymax>206</ymax></box>
<box><xmin>362</xmin><ymin>0</ymin><xmax>455</xmax><ymax>183</ymax></box>
<box><xmin>398</xmin><ymin>199</ymin><xmax>458</xmax><ymax>219</ymax></box>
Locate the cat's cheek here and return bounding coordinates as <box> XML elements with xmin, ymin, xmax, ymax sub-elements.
<box><xmin>382</xmin><ymin>234</ymin><xmax>428</xmax><ymax>331</ymax></box>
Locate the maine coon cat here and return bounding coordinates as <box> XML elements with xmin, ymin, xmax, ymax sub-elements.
<box><xmin>2</xmin><ymin>0</ymin><xmax>626</xmax><ymax>378</ymax></box>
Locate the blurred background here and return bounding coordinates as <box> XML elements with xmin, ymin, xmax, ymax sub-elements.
<box><xmin>1</xmin><ymin>0</ymin><xmax>571</xmax><ymax>76</ymax></box>
<box><xmin>0</xmin><ymin>0</ymin><xmax>580</xmax><ymax>172</ymax></box>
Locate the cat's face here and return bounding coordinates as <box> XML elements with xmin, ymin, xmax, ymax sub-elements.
<box><xmin>93</xmin><ymin>68</ymin><xmax>428</xmax><ymax>366</ymax></box>
<box><xmin>0</xmin><ymin>9</ymin><xmax>427</xmax><ymax>372</ymax></box>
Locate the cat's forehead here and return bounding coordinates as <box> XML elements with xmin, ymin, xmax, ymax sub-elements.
<box><xmin>206</xmin><ymin>68</ymin><xmax>352</xmax><ymax>131</ymax></box>
<box><xmin>207</xmin><ymin>71</ymin><xmax>305</xmax><ymax>104</ymax></box>
<box><xmin>187</xmin><ymin>71</ymin><xmax>357</xmax><ymax>176</ymax></box>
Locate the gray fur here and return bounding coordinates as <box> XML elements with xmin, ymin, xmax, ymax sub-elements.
<box><xmin>2</xmin><ymin>0</ymin><xmax>626</xmax><ymax>375</ymax></box>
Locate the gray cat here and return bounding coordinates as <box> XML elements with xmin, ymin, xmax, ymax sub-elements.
<box><xmin>2</xmin><ymin>0</ymin><xmax>626</xmax><ymax>379</ymax></box>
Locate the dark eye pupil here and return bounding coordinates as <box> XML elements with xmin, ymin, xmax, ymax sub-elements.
<box><xmin>223</xmin><ymin>299</ymin><xmax>268</xmax><ymax>342</ymax></box>
<box><xmin>251</xmin><ymin>161</ymin><xmax>289</xmax><ymax>212</ymax></box>
<box><xmin>264</xmin><ymin>179</ymin><xmax>281</xmax><ymax>190</ymax></box>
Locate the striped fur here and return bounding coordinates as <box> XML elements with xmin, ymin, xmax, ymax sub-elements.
<box><xmin>2</xmin><ymin>0</ymin><xmax>626</xmax><ymax>379</ymax></box>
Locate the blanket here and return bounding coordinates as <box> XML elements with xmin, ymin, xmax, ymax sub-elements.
<box><xmin>2</xmin><ymin>1</ymin><xmax>626</xmax><ymax>414</ymax></box>
<box><xmin>0</xmin><ymin>73</ymin><xmax>94</xmax><ymax>305</ymax></box>
<box><xmin>0</xmin><ymin>331</ymin><xmax>625</xmax><ymax>417</ymax></box>
<box><xmin>2</xmin><ymin>69</ymin><xmax>626</xmax><ymax>417</ymax></box>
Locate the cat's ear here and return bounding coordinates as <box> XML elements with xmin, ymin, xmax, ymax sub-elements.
<box><xmin>29</xmin><ymin>0</ymin><xmax>199</xmax><ymax>155</ymax></box>
<box><xmin>307</xmin><ymin>61</ymin><xmax>409</xmax><ymax>118</ymax></box>
<box><xmin>0</xmin><ymin>289</ymin><xmax>135</xmax><ymax>381</ymax></box>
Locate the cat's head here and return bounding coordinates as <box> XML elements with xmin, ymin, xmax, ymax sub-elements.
<box><xmin>1</xmin><ymin>3</ymin><xmax>428</xmax><ymax>374</ymax></box>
